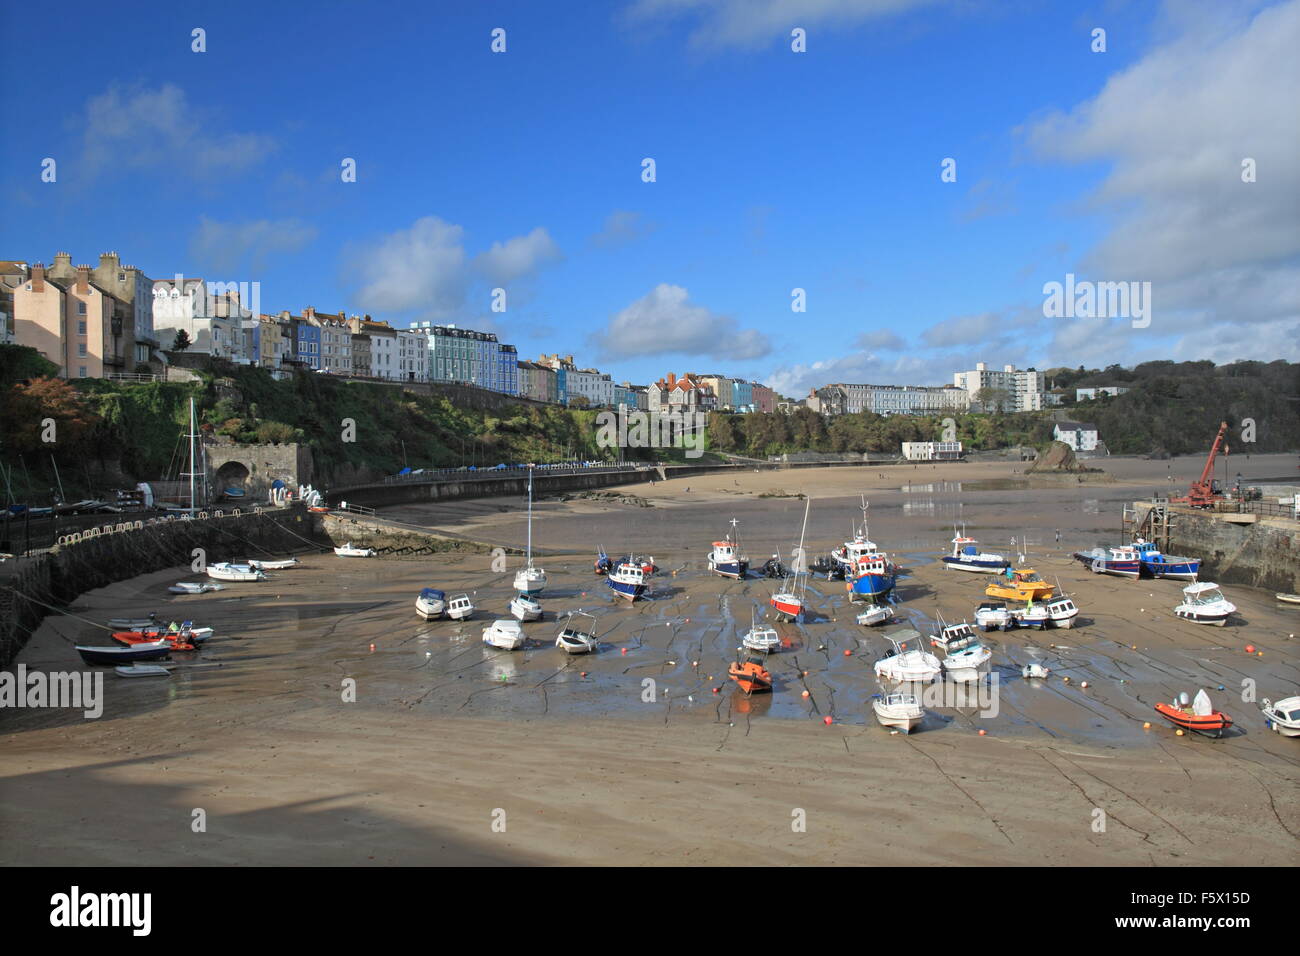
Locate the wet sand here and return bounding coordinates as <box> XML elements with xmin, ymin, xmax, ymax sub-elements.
<box><xmin>2</xmin><ymin>456</ymin><xmax>1297</xmax><ymax>865</ymax></box>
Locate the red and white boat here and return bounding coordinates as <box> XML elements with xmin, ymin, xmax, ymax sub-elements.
<box><xmin>770</xmin><ymin>498</ymin><xmax>811</xmax><ymax>622</ymax></box>
<box><xmin>1154</xmin><ymin>690</ymin><xmax>1233</xmax><ymax>737</ymax></box>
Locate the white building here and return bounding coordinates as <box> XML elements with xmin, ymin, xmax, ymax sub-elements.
<box><xmin>954</xmin><ymin>363</ymin><xmax>1047</xmax><ymax>412</ymax></box>
<box><xmin>813</xmin><ymin>383</ymin><xmax>970</xmax><ymax>416</ymax></box>
<box><xmin>1076</xmin><ymin>386</ymin><xmax>1130</xmax><ymax>401</ymax></box>
<box><xmin>565</xmin><ymin>367</ymin><xmax>614</xmax><ymax>407</ymax></box>
<box><xmin>901</xmin><ymin>441</ymin><xmax>963</xmax><ymax>461</ymax></box>
<box><xmin>397</xmin><ymin>327</ymin><xmax>428</xmax><ymax>382</ymax></box>
<box><xmin>152</xmin><ymin>275</ymin><xmax>248</xmax><ymax>359</ymax></box>
<box><xmin>1053</xmin><ymin>421</ymin><xmax>1099</xmax><ymax>452</ymax></box>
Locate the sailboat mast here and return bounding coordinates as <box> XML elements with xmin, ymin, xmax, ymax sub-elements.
<box><xmin>795</xmin><ymin>497</ymin><xmax>810</xmax><ymax>593</ymax></box>
<box><xmin>188</xmin><ymin>397</ymin><xmax>196</xmax><ymax>513</ymax></box>
<box><xmin>526</xmin><ymin>468</ymin><xmax>533</xmax><ymax>566</ymax></box>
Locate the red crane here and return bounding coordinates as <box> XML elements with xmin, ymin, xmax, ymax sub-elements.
<box><xmin>1173</xmin><ymin>421</ymin><xmax>1229</xmax><ymax>508</ymax></box>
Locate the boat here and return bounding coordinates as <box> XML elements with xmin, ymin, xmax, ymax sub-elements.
<box><xmin>871</xmin><ymin>692</ymin><xmax>924</xmax><ymax>733</ymax></box>
<box><xmin>974</xmin><ymin>601</ymin><xmax>1012</xmax><ymax>631</ymax></box>
<box><xmin>771</xmin><ymin>499</ymin><xmax>811</xmax><ymax>621</ymax></box>
<box><xmin>1154</xmin><ymin>690</ymin><xmax>1233</xmax><ymax>737</ymax></box>
<box><xmin>1275</xmin><ymin>593</ymin><xmax>1300</xmax><ymax>605</ymax></box>
<box><xmin>510</xmin><ymin>592</ymin><xmax>543</xmax><ymax>622</ymax></box>
<box><xmin>555</xmin><ymin>611</ymin><xmax>599</xmax><ymax>654</ymax></box>
<box><xmin>1009</xmin><ymin>602</ymin><xmax>1050</xmax><ymax>630</ymax></box>
<box><xmin>1173</xmin><ymin>582</ymin><xmax>1236</xmax><ymax>626</ymax></box>
<box><xmin>942</xmin><ymin>641</ymin><xmax>993</xmax><ymax>683</ymax></box>
<box><xmin>482</xmin><ymin>619</ymin><xmax>526</xmax><ymax>650</ymax></box>
<box><xmin>333</xmin><ymin>543</ymin><xmax>376</xmax><ymax>558</ymax></box>
<box><xmin>206</xmin><ymin>562</ymin><xmax>265</xmax><ymax>582</ymax></box>
<box><xmin>76</xmin><ymin>640</ymin><xmax>171</xmax><ymax>665</ymax></box>
<box><xmin>112</xmin><ymin>623</ymin><xmax>211</xmax><ymax>645</ymax></box>
<box><xmin>607</xmin><ymin>561</ymin><xmax>648</xmax><ymax>602</ymax></box>
<box><xmin>707</xmin><ymin>519</ymin><xmax>749</xmax><ymax>579</ymax></box>
<box><xmin>856</xmin><ymin>603</ymin><xmax>895</xmax><ymax>627</ymax></box>
<box><xmin>222</xmin><ymin>486</ymin><xmax>246</xmax><ymax>499</ymax></box>
<box><xmin>728</xmin><ymin>657</ymin><xmax>773</xmax><ymax>694</ymax></box>
<box><xmin>984</xmin><ymin>568</ymin><xmax>1054</xmax><ymax>603</ymax></box>
<box><xmin>1261</xmin><ymin>696</ymin><xmax>1300</xmax><ymax>737</ymax></box>
<box><xmin>307</xmin><ymin>505</ymin><xmax>331</xmax><ymax>514</ymax></box>
<box><xmin>1073</xmin><ymin>545</ymin><xmax>1142</xmax><ymax>578</ymax></box>
<box><xmin>446</xmin><ymin>594</ymin><xmax>475</xmax><ymax>621</ymax></box>
<box><xmin>168</xmin><ymin>581</ymin><xmax>225</xmax><ymax>594</ymax></box>
<box><xmin>1042</xmin><ymin>595</ymin><xmax>1079</xmax><ymax>629</ymax></box>
<box><xmin>1131</xmin><ymin>540</ymin><xmax>1200</xmax><ymax>580</ymax></box>
<box><xmin>415</xmin><ymin>588</ymin><xmax>447</xmax><ymax>620</ymax></box>
<box><xmin>593</xmin><ymin>548</ymin><xmax>612</xmax><ymax>575</ymax></box>
<box><xmin>115</xmin><ymin>664</ymin><xmax>171</xmax><ymax>678</ymax></box>
<box><xmin>107</xmin><ymin>615</ymin><xmax>159</xmax><ymax>629</ymax></box>
<box><xmin>941</xmin><ymin>533</ymin><xmax>1010</xmax><ymax>574</ymax></box>
<box><xmin>741</xmin><ymin>608</ymin><xmax>781</xmax><ymax>653</ymax></box>
<box><xmin>248</xmin><ymin>558</ymin><xmax>298</xmax><ymax>570</ymax></box>
<box><xmin>873</xmin><ymin>629</ymin><xmax>942</xmax><ymax>684</ymax></box>
<box><xmin>931</xmin><ymin>621</ymin><xmax>978</xmax><ymax>652</ymax></box>
<box><xmin>837</xmin><ymin>497</ymin><xmax>898</xmax><ymax>602</ymax></box>
<box><xmin>513</xmin><ymin>468</ymin><xmax>547</xmax><ymax>594</ymax></box>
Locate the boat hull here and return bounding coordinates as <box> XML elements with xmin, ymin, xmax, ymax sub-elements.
<box><xmin>728</xmin><ymin>662</ymin><xmax>772</xmax><ymax>694</ymax></box>
<box><xmin>513</xmin><ymin>570</ymin><xmax>546</xmax><ymax>595</ymax></box>
<box><xmin>770</xmin><ymin>595</ymin><xmax>802</xmax><ymax>620</ymax></box>
<box><xmin>1074</xmin><ymin>553</ymin><xmax>1140</xmax><ymax>577</ymax></box>
<box><xmin>77</xmin><ymin>642</ymin><xmax>170</xmax><ymax>665</ymax></box>
<box><xmin>849</xmin><ymin>573</ymin><xmax>896</xmax><ymax>601</ymax></box>
<box><xmin>872</xmin><ymin>701</ymin><xmax>923</xmax><ymax>733</ymax></box>
<box><xmin>1141</xmin><ymin>558</ymin><xmax>1200</xmax><ymax>580</ymax></box>
<box><xmin>607</xmin><ymin>578</ymin><xmax>646</xmax><ymax>601</ymax></box>
<box><xmin>708</xmin><ymin>560</ymin><xmax>748</xmax><ymax>580</ymax></box>
<box><xmin>1154</xmin><ymin>702</ymin><xmax>1232</xmax><ymax>736</ymax></box>
<box><xmin>1174</xmin><ymin>608</ymin><xmax>1231</xmax><ymax>625</ymax></box>
<box><xmin>941</xmin><ymin>556</ymin><xmax>1008</xmax><ymax>573</ymax></box>
<box><xmin>415</xmin><ymin>597</ymin><xmax>445</xmax><ymax>619</ymax></box>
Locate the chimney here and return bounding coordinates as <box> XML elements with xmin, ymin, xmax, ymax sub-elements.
<box><xmin>99</xmin><ymin>251</ymin><xmax>119</xmax><ymax>270</ymax></box>
<box><xmin>303</xmin><ymin>306</ymin><xmax>315</xmax><ymax>321</ymax></box>
<box><xmin>667</xmin><ymin>372</ymin><xmax>676</xmax><ymax>388</ymax></box>
<box><xmin>54</xmin><ymin>251</ymin><xmax>71</xmax><ymax>269</ymax></box>
<box><xmin>31</xmin><ymin>262</ymin><xmax>45</xmax><ymax>293</ymax></box>
<box><xmin>76</xmin><ymin>264</ymin><xmax>90</xmax><ymax>294</ymax></box>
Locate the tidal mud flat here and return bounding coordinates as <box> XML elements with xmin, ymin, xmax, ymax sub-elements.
<box><xmin>2</xmin><ymin>458</ymin><xmax>1297</xmax><ymax>865</ymax></box>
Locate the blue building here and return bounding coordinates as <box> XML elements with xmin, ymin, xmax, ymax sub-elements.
<box><xmin>732</xmin><ymin>379</ymin><xmax>755</xmax><ymax>412</ymax></box>
<box><xmin>291</xmin><ymin>317</ymin><xmax>321</xmax><ymax>369</ymax></box>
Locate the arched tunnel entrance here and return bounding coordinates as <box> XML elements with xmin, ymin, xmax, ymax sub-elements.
<box><xmin>215</xmin><ymin>460</ymin><xmax>251</xmax><ymax>496</ymax></box>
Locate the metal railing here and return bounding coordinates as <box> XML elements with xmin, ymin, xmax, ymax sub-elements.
<box><xmin>378</xmin><ymin>461</ymin><xmax>652</xmax><ymax>484</ymax></box>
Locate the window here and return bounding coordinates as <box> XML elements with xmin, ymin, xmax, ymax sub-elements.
<box><xmin>78</xmin><ymin>343</ymin><xmax>87</xmax><ymax>357</ymax></box>
<box><xmin>78</xmin><ymin>302</ymin><xmax>87</xmax><ymax>315</ymax></box>
<box><xmin>78</xmin><ymin>366</ymin><xmax>88</xmax><ymax>378</ymax></box>
<box><xmin>78</xmin><ymin>321</ymin><xmax>87</xmax><ymax>335</ymax></box>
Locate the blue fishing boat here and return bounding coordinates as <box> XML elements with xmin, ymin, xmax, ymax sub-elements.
<box><xmin>1133</xmin><ymin>540</ymin><xmax>1200</xmax><ymax>580</ymax></box>
<box><xmin>607</xmin><ymin>561</ymin><xmax>647</xmax><ymax>602</ymax></box>
<box><xmin>848</xmin><ymin>551</ymin><xmax>898</xmax><ymax>602</ymax></box>
<box><xmin>1073</xmin><ymin>545</ymin><xmax>1141</xmax><ymax>578</ymax></box>
<box><xmin>707</xmin><ymin>519</ymin><xmax>749</xmax><ymax>580</ymax></box>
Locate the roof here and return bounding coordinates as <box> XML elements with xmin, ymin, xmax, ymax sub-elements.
<box><xmin>1055</xmin><ymin>421</ymin><xmax>1097</xmax><ymax>431</ymax></box>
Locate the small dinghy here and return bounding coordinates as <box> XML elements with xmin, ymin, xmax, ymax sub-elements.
<box><xmin>482</xmin><ymin>619</ymin><xmax>526</xmax><ymax>650</ymax></box>
<box><xmin>555</xmin><ymin>611</ymin><xmax>598</xmax><ymax>655</ymax></box>
<box><xmin>856</xmin><ymin>603</ymin><xmax>895</xmax><ymax>627</ymax></box>
<box><xmin>1261</xmin><ymin>696</ymin><xmax>1300</xmax><ymax>737</ymax></box>
<box><xmin>728</xmin><ymin>657</ymin><xmax>773</xmax><ymax>694</ymax></box>
<box><xmin>741</xmin><ymin>622</ymin><xmax>781</xmax><ymax>653</ymax></box>
<box><xmin>107</xmin><ymin>614</ymin><xmax>158</xmax><ymax>629</ymax></box>
<box><xmin>974</xmin><ymin>601</ymin><xmax>1011</xmax><ymax>631</ymax></box>
<box><xmin>942</xmin><ymin>641</ymin><xmax>993</xmax><ymax>683</ymax></box>
<box><xmin>1276</xmin><ymin>593</ymin><xmax>1300</xmax><ymax>605</ymax></box>
<box><xmin>1173</xmin><ymin>582</ymin><xmax>1235</xmax><ymax>626</ymax></box>
<box><xmin>307</xmin><ymin>505</ymin><xmax>331</xmax><ymax>514</ymax></box>
<box><xmin>510</xmin><ymin>592</ymin><xmax>543</xmax><ymax>622</ymax></box>
<box><xmin>1043</xmin><ymin>596</ymin><xmax>1078</xmax><ymax>629</ymax></box>
<box><xmin>1021</xmin><ymin>661</ymin><xmax>1051</xmax><ymax>679</ymax></box>
<box><xmin>1154</xmin><ymin>690</ymin><xmax>1232</xmax><ymax>737</ymax></box>
<box><xmin>415</xmin><ymin>588</ymin><xmax>446</xmax><ymax>620</ymax></box>
<box><xmin>446</xmin><ymin>593</ymin><xmax>475</xmax><ymax>621</ymax></box>
<box><xmin>334</xmin><ymin>543</ymin><xmax>376</xmax><ymax>558</ymax></box>
<box><xmin>931</xmin><ymin>621</ymin><xmax>978</xmax><ymax>652</ymax></box>
<box><xmin>115</xmin><ymin>664</ymin><xmax>170</xmax><ymax>678</ymax></box>
<box><xmin>207</xmin><ymin>562</ymin><xmax>265</xmax><ymax>582</ymax></box>
<box><xmin>872</xmin><ymin>692</ymin><xmax>924</xmax><ymax>733</ymax></box>
<box><xmin>248</xmin><ymin>558</ymin><xmax>298</xmax><ymax>570</ymax></box>
<box><xmin>873</xmin><ymin>629</ymin><xmax>941</xmax><ymax>684</ymax></box>
<box><xmin>168</xmin><ymin>581</ymin><xmax>225</xmax><ymax>594</ymax></box>
<box><xmin>77</xmin><ymin>640</ymin><xmax>170</xmax><ymax>665</ymax></box>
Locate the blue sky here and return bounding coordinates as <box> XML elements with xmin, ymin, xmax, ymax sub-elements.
<box><xmin>4</xmin><ymin>0</ymin><xmax>1296</xmax><ymax>394</ymax></box>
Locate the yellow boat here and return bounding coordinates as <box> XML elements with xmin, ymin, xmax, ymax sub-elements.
<box><xmin>985</xmin><ymin>568</ymin><xmax>1055</xmax><ymax>602</ymax></box>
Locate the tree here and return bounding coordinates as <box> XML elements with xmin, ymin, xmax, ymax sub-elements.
<box><xmin>973</xmin><ymin>387</ymin><xmax>1012</xmax><ymax>412</ymax></box>
<box><xmin>0</xmin><ymin>377</ymin><xmax>100</xmax><ymax>454</ymax></box>
<box><xmin>172</xmin><ymin>330</ymin><xmax>192</xmax><ymax>351</ymax></box>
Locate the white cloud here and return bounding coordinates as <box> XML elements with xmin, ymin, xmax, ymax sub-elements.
<box><xmin>590</xmin><ymin>210</ymin><xmax>656</xmax><ymax>248</ymax></box>
<box><xmin>190</xmin><ymin>217</ymin><xmax>317</xmax><ymax>276</ymax></box>
<box><xmin>625</xmin><ymin>0</ymin><xmax>941</xmax><ymax>49</ymax></box>
<box><xmin>345</xmin><ymin>216</ymin><xmax>469</xmax><ymax>318</ymax></box>
<box><xmin>474</xmin><ymin>227</ymin><xmax>562</xmax><ymax>285</ymax></box>
<box><xmin>591</xmin><ymin>283</ymin><xmax>771</xmax><ymax>360</ymax></box>
<box><xmin>81</xmin><ymin>83</ymin><xmax>274</xmax><ymax>177</ymax></box>
<box><xmin>853</xmin><ymin>330</ymin><xmax>905</xmax><ymax>350</ymax></box>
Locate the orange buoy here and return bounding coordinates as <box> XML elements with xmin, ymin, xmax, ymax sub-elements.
<box><xmin>580</xmin><ymin>671</ymin><xmax>587</xmax><ymax>678</ymax></box>
<box><xmin>1246</xmin><ymin>644</ymin><xmax>1256</xmax><ymax>654</ymax></box>
<box><xmin>1175</xmin><ymin>729</ymin><xmax>1185</xmax><ymax>736</ymax></box>
<box><xmin>978</xmin><ymin>729</ymin><xmax>987</xmax><ymax>736</ymax></box>
<box><xmin>621</xmin><ymin>648</ymin><xmax>628</xmax><ymax>655</ymax></box>
<box><xmin>801</xmin><ymin>690</ymin><xmax>810</xmax><ymax>698</ymax></box>
<box><xmin>843</xmin><ymin>649</ymin><xmax>852</xmax><ymax>657</ymax></box>
<box><xmin>823</xmin><ymin>716</ymin><xmax>833</xmax><ymax>725</ymax></box>
<box><xmin>1081</xmin><ymin>681</ymin><xmax>1089</xmax><ymax>689</ymax></box>
<box><xmin>369</xmin><ymin>643</ymin><xmax>375</xmax><ymax>652</ymax></box>
<box><xmin>712</xmin><ymin>687</ymin><xmax>720</xmax><ymax>694</ymax></box>
<box><xmin>1143</xmin><ymin>722</ymin><xmax>1151</xmax><ymax>729</ymax></box>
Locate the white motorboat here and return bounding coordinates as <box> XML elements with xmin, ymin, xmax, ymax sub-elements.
<box><xmin>1043</xmin><ymin>596</ymin><xmax>1078</xmax><ymax>628</ymax></box>
<box><xmin>114</xmin><ymin>664</ymin><xmax>170</xmax><ymax>678</ymax></box>
<box><xmin>168</xmin><ymin>581</ymin><xmax>225</xmax><ymax>594</ymax></box>
<box><xmin>1173</xmin><ymin>582</ymin><xmax>1236</xmax><ymax>626</ymax></box>
<box><xmin>482</xmin><ymin>619</ymin><xmax>526</xmax><ymax>650</ymax></box>
<box><xmin>941</xmin><ymin>533</ymin><xmax>1009</xmax><ymax>573</ymax></box>
<box><xmin>1261</xmin><ymin>696</ymin><xmax>1300</xmax><ymax>736</ymax></box>
<box><xmin>248</xmin><ymin>558</ymin><xmax>298</xmax><ymax>570</ymax></box>
<box><xmin>512</xmin><ymin>468</ymin><xmax>547</xmax><ymax>594</ymax></box>
<box><xmin>334</xmin><ymin>543</ymin><xmax>376</xmax><ymax>558</ymax></box>
<box><xmin>873</xmin><ymin>629</ymin><xmax>941</xmax><ymax>684</ymax></box>
<box><xmin>856</xmin><ymin>603</ymin><xmax>895</xmax><ymax>627</ymax></box>
<box><xmin>974</xmin><ymin>601</ymin><xmax>1011</xmax><ymax>631</ymax></box>
<box><xmin>931</xmin><ymin>621</ymin><xmax>978</xmax><ymax>652</ymax></box>
<box><xmin>446</xmin><ymin>593</ymin><xmax>475</xmax><ymax>621</ymax></box>
<box><xmin>555</xmin><ymin>611</ymin><xmax>599</xmax><ymax>654</ymax></box>
<box><xmin>415</xmin><ymin>588</ymin><xmax>446</xmax><ymax>620</ymax></box>
<box><xmin>942</xmin><ymin>641</ymin><xmax>993</xmax><ymax>682</ymax></box>
<box><xmin>741</xmin><ymin>621</ymin><xmax>781</xmax><ymax>653</ymax></box>
<box><xmin>1009</xmin><ymin>603</ymin><xmax>1050</xmax><ymax>630</ymax></box>
<box><xmin>206</xmin><ymin>562</ymin><xmax>265</xmax><ymax>582</ymax></box>
<box><xmin>510</xmin><ymin>592</ymin><xmax>543</xmax><ymax>622</ymax></box>
<box><xmin>871</xmin><ymin>692</ymin><xmax>925</xmax><ymax>733</ymax></box>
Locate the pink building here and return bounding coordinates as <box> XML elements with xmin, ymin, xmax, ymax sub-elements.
<box><xmin>13</xmin><ymin>262</ymin><xmax>132</xmax><ymax>378</ymax></box>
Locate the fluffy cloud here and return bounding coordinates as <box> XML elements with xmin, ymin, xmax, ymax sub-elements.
<box><xmin>625</xmin><ymin>0</ymin><xmax>941</xmax><ymax>49</ymax></box>
<box><xmin>590</xmin><ymin>210</ymin><xmax>656</xmax><ymax>248</ymax></box>
<box><xmin>82</xmin><ymin>83</ymin><xmax>274</xmax><ymax>177</ymax></box>
<box><xmin>852</xmin><ymin>330</ymin><xmax>905</xmax><ymax>350</ymax></box>
<box><xmin>590</xmin><ymin>284</ymin><xmax>771</xmax><ymax>361</ymax></box>
<box><xmin>474</xmin><ymin>227</ymin><xmax>562</xmax><ymax>285</ymax></box>
<box><xmin>189</xmin><ymin>217</ymin><xmax>317</xmax><ymax>276</ymax></box>
<box><xmin>345</xmin><ymin>216</ymin><xmax>470</xmax><ymax>318</ymax></box>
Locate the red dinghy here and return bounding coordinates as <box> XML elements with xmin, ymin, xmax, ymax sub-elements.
<box><xmin>113</xmin><ymin>631</ymin><xmax>197</xmax><ymax>651</ymax></box>
<box><xmin>1154</xmin><ymin>690</ymin><xmax>1232</xmax><ymax>737</ymax></box>
<box><xmin>728</xmin><ymin>658</ymin><xmax>773</xmax><ymax>695</ymax></box>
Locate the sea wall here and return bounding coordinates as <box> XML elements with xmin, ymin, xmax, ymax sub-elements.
<box><xmin>1135</xmin><ymin>502</ymin><xmax>1300</xmax><ymax>593</ymax></box>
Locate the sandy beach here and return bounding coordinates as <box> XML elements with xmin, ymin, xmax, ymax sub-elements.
<box><xmin>2</xmin><ymin>455</ymin><xmax>1297</xmax><ymax>865</ymax></box>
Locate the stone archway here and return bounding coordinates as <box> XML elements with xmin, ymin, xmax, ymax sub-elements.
<box><xmin>215</xmin><ymin>460</ymin><xmax>251</xmax><ymax>493</ymax></box>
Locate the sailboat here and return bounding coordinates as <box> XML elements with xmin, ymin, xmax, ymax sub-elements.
<box><xmin>770</xmin><ymin>498</ymin><xmax>811</xmax><ymax>622</ymax></box>
<box><xmin>513</xmin><ymin>468</ymin><xmax>547</xmax><ymax>595</ymax></box>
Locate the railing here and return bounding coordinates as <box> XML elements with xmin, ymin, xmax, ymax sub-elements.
<box><xmin>378</xmin><ymin>461</ymin><xmax>651</xmax><ymax>484</ymax></box>
<box><xmin>105</xmin><ymin>372</ymin><xmax>160</xmax><ymax>383</ymax></box>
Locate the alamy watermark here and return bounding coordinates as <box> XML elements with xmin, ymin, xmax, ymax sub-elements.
<box><xmin>1</xmin><ymin>665</ymin><xmax>103</xmax><ymax>719</ymax></box>
<box><xmin>1043</xmin><ymin>273</ymin><xmax>1151</xmax><ymax>329</ymax></box>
